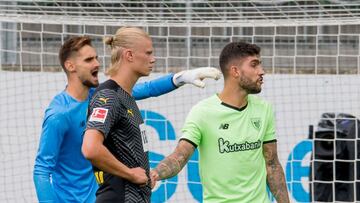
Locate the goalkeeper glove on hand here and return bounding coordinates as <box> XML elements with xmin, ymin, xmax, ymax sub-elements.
<box><xmin>172</xmin><ymin>67</ymin><xmax>221</xmax><ymax>88</ymax></box>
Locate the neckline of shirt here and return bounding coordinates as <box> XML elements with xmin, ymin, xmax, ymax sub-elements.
<box><xmin>215</xmin><ymin>94</ymin><xmax>248</xmax><ymax>112</ymax></box>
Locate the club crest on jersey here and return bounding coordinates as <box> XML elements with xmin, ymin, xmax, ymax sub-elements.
<box><xmin>89</xmin><ymin>108</ymin><xmax>108</xmax><ymax>123</ymax></box>
<box><xmin>251</xmin><ymin>118</ymin><xmax>261</xmax><ymax>131</ymax></box>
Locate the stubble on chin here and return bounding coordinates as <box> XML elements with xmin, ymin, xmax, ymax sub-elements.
<box><xmin>83</xmin><ymin>80</ymin><xmax>99</xmax><ymax>88</ymax></box>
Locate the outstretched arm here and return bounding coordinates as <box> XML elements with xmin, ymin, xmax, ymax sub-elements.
<box><xmin>133</xmin><ymin>67</ymin><xmax>221</xmax><ymax>100</ymax></box>
<box><xmin>132</xmin><ymin>73</ymin><xmax>175</xmax><ymax>100</ymax></box>
<box><xmin>263</xmin><ymin>142</ymin><xmax>290</xmax><ymax>203</ymax></box>
<box><xmin>151</xmin><ymin>140</ymin><xmax>195</xmax><ymax>183</ymax></box>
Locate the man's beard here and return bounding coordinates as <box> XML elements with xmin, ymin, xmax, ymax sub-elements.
<box><xmin>83</xmin><ymin>79</ymin><xmax>99</xmax><ymax>88</ymax></box>
<box><xmin>239</xmin><ymin>76</ymin><xmax>261</xmax><ymax>94</ymax></box>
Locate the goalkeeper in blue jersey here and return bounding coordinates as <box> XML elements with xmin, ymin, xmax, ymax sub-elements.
<box><xmin>33</xmin><ymin>36</ymin><xmax>221</xmax><ymax>203</ymax></box>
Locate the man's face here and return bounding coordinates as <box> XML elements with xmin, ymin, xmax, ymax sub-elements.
<box><xmin>70</xmin><ymin>45</ymin><xmax>100</xmax><ymax>88</ymax></box>
<box><xmin>131</xmin><ymin>37</ymin><xmax>155</xmax><ymax>77</ymax></box>
<box><xmin>236</xmin><ymin>55</ymin><xmax>264</xmax><ymax>94</ymax></box>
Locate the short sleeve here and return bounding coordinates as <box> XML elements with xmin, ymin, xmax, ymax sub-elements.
<box><xmin>180</xmin><ymin>106</ymin><xmax>203</xmax><ymax>147</ymax></box>
<box><xmin>263</xmin><ymin>104</ymin><xmax>276</xmax><ymax>142</ymax></box>
<box><xmin>86</xmin><ymin>89</ymin><xmax>120</xmax><ymax>138</ymax></box>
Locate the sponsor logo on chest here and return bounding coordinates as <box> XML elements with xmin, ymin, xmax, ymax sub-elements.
<box><xmin>216</xmin><ymin>118</ymin><xmax>263</xmax><ymax>153</ymax></box>
<box><xmin>218</xmin><ymin>138</ymin><xmax>261</xmax><ymax>153</ymax></box>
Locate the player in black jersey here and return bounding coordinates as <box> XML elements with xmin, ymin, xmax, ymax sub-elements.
<box><xmin>82</xmin><ymin>27</ymin><xmax>161</xmax><ymax>203</ymax></box>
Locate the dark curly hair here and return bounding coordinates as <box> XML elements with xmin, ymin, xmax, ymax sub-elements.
<box><xmin>219</xmin><ymin>42</ymin><xmax>260</xmax><ymax>78</ymax></box>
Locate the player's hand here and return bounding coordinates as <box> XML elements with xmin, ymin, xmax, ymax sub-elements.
<box><xmin>128</xmin><ymin>167</ymin><xmax>148</xmax><ymax>185</ymax></box>
<box><xmin>172</xmin><ymin>67</ymin><xmax>221</xmax><ymax>88</ymax></box>
<box><xmin>150</xmin><ymin>170</ymin><xmax>159</xmax><ymax>189</ymax></box>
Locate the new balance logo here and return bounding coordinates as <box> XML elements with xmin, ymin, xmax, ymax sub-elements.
<box><xmin>219</xmin><ymin>123</ymin><xmax>229</xmax><ymax>129</ymax></box>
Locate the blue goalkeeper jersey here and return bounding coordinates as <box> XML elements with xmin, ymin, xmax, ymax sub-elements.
<box><xmin>33</xmin><ymin>74</ymin><xmax>176</xmax><ymax>203</ymax></box>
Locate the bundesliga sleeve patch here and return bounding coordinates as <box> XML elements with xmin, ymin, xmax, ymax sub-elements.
<box><xmin>89</xmin><ymin>108</ymin><xmax>108</xmax><ymax>123</ymax></box>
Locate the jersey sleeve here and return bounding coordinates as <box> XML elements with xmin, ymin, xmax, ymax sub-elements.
<box><xmin>33</xmin><ymin>110</ymin><xmax>67</xmax><ymax>202</ymax></box>
<box><xmin>180</xmin><ymin>105</ymin><xmax>203</xmax><ymax>147</ymax></box>
<box><xmin>132</xmin><ymin>73</ymin><xmax>176</xmax><ymax>100</ymax></box>
<box><xmin>86</xmin><ymin>89</ymin><xmax>121</xmax><ymax>139</ymax></box>
<box><xmin>263</xmin><ymin>104</ymin><xmax>276</xmax><ymax>142</ymax></box>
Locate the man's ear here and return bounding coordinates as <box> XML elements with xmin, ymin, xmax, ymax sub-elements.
<box><xmin>229</xmin><ymin>65</ymin><xmax>240</xmax><ymax>78</ymax></box>
<box><xmin>64</xmin><ymin>59</ymin><xmax>75</xmax><ymax>73</ymax></box>
<box><xmin>124</xmin><ymin>49</ymin><xmax>133</xmax><ymax>62</ymax></box>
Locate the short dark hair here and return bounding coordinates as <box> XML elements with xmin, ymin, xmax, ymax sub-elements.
<box><xmin>219</xmin><ymin>41</ymin><xmax>260</xmax><ymax>77</ymax></box>
<box><xmin>59</xmin><ymin>36</ymin><xmax>92</xmax><ymax>72</ymax></box>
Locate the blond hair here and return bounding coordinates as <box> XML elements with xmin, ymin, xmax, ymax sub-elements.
<box><xmin>104</xmin><ymin>27</ymin><xmax>150</xmax><ymax>76</ymax></box>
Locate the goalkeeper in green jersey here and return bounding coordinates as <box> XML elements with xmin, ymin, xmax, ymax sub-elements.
<box><xmin>151</xmin><ymin>41</ymin><xmax>290</xmax><ymax>203</ymax></box>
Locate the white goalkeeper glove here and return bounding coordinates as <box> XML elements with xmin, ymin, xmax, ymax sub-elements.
<box><xmin>172</xmin><ymin>67</ymin><xmax>221</xmax><ymax>88</ymax></box>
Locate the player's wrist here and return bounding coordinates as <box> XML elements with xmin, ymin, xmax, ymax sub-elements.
<box><xmin>151</xmin><ymin>169</ymin><xmax>160</xmax><ymax>181</ymax></box>
<box><xmin>122</xmin><ymin>167</ymin><xmax>134</xmax><ymax>181</ymax></box>
<box><xmin>172</xmin><ymin>71</ymin><xmax>186</xmax><ymax>87</ymax></box>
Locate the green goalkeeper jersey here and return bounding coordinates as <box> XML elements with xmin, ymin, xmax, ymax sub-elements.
<box><xmin>181</xmin><ymin>94</ymin><xmax>276</xmax><ymax>203</ymax></box>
